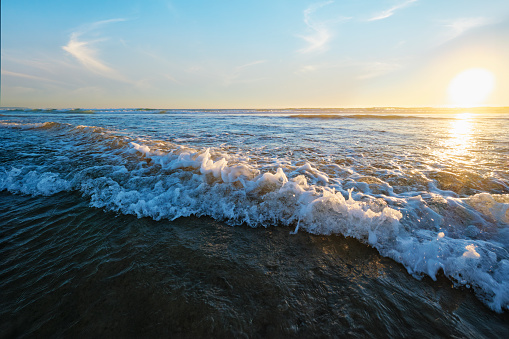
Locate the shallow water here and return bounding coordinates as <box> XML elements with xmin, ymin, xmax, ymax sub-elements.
<box><xmin>1</xmin><ymin>107</ymin><xmax>508</xmax><ymax>336</ymax></box>
<box><xmin>2</xmin><ymin>191</ymin><xmax>508</xmax><ymax>338</ymax></box>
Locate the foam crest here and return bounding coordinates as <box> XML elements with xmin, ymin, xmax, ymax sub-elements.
<box><xmin>465</xmin><ymin>193</ymin><xmax>509</xmax><ymax>224</ymax></box>
<box><xmin>0</xmin><ymin>167</ymin><xmax>72</xmax><ymax>196</ymax></box>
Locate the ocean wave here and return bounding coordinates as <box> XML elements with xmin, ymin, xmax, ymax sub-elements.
<box><xmin>1</xmin><ymin>120</ymin><xmax>508</xmax><ymax>312</ymax></box>
<box><xmin>288</xmin><ymin>113</ymin><xmax>509</xmax><ymax>120</ymax></box>
<box><xmin>290</xmin><ymin>114</ymin><xmax>424</xmax><ymax>120</ymax></box>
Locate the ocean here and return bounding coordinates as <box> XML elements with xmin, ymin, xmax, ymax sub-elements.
<box><xmin>1</xmin><ymin>107</ymin><xmax>508</xmax><ymax>337</ymax></box>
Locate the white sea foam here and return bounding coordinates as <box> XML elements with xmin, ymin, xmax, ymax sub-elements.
<box><xmin>0</xmin><ymin>167</ymin><xmax>72</xmax><ymax>196</ymax></box>
<box><xmin>0</xmin><ymin>120</ymin><xmax>508</xmax><ymax>312</ymax></box>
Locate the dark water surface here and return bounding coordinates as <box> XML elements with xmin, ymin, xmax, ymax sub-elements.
<box><xmin>1</xmin><ymin>191</ymin><xmax>508</xmax><ymax>338</ymax></box>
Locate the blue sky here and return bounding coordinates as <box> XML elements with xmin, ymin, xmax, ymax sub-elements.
<box><xmin>2</xmin><ymin>0</ymin><xmax>509</xmax><ymax>108</ymax></box>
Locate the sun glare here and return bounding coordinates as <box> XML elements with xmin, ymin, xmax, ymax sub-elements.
<box><xmin>448</xmin><ymin>68</ymin><xmax>495</xmax><ymax>107</ymax></box>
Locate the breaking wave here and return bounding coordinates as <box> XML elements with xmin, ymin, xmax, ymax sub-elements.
<box><xmin>1</xmin><ymin>120</ymin><xmax>508</xmax><ymax>312</ymax></box>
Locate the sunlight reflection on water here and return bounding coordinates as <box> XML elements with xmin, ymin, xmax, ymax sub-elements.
<box><xmin>438</xmin><ymin>113</ymin><xmax>477</xmax><ymax>166</ymax></box>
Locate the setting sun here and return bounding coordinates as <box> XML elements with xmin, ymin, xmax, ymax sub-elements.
<box><xmin>448</xmin><ymin>68</ymin><xmax>495</xmax><ymax>107</ymax></box>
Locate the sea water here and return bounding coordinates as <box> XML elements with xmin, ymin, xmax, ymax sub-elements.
<box><xmin>1</xmin><ymin>108</ymin><xmax>508</xmax><ymax>337</ymax></box>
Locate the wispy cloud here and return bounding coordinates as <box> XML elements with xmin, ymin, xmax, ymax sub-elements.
<box><xmin>298</xmin><ymin>1</ymin><xmax>349</xmax><ymax>54</ymax></box>
<box><xmin>236</xmin><ymin>60</ymin><xmax>267</xmax><ymax>70</ymax></box>
<box><xmin>295</xmin><ymin>59</ymin><xmax>401</xmax><ymax>79</ymax></box>
<box><xmin>63</xmin><ymin>34</ymin><xmax>115</xmax><ymax>75</ymax></box>
<box><xmin>163</xmin><ymin>74</ymin><xmax>180</xmax><ymax>84</ymax></box>
<box><xmin>368</xmin><ymin>0</ymin><xmax>417</xmax><ymax>21</ymax></box>
<box><xmin>356</xmin><ymin>61</ymin><xmax>401</xmax><ymax>79</ymax></box>
<box><xmin>223</xmin><ymin>60</ymin><xmax>267</xmax><ymax>86</ymax></box>
<box><xmin>295</xmin><ymin>63</ymin><xmax>325</xmax><ymax>75</ymax></box>
<box><xmin>62</xmin><ymin>19</ymin><xmax>128</xmax><ymax>82</ymax></box>
<box><xmin>442</xmin><ymin>17</ymin><xmax>492</xmax><ymax>41</ymax></box>
<box><xmin>1</xmin><ymin>69</ymin><xmax>67</xmax><ymax>84</ymax></box>
<box><xmin>83</xmin><ymin>18</ymin><xmax>127</xmax><ymax>32</ymax></box>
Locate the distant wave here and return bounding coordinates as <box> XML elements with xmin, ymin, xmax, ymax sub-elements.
<box><xmin>290</xmin><ymin>114</ymin><xmax>424</xmax><ymax>120</ymax></box>
<box><xmin>66</xmin><ymin>109</ymin><xmax>95</xmax><ymax>114</ymax></box>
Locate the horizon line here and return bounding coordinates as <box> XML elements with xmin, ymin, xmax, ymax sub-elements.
<box><xmin>2</xmin><ymin>105</ymin><xmax>509</xmax><ymax>110</ymax></box>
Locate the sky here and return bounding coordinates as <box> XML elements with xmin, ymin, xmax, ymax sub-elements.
<box><xmin>1</xmin><ymin>0</ymin><xmax>509</xmax><ymax>108</ymax></box>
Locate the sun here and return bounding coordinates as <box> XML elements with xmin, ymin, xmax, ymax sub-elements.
<box><xmin>448</xmin><ymin>68</ymin><xmax>495</xmax><ymax>107</ymax></box>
